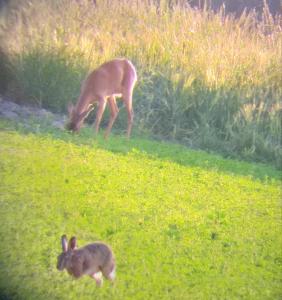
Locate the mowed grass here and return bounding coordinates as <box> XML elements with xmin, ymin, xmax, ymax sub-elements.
<box><xmin>0</xmin><ymin>120</ymin><xmax>281</xmax><ymax>300</ymax></box>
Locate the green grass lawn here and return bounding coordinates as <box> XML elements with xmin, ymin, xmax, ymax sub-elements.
<box><xmin>0</xmin><ymin>119</ymin><xmax>281</xmax><ymax>300</ymax></box>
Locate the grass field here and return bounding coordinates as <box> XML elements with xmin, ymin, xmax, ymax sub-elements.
<box><xmin>0</xmin><ymin>119</ymin><xmax>281</xmax><ymax>299</ymax></box>
<box><xmin>0</xmin><ymin>0</ymin><xmax>281</xmax><ymax>166</ymax></box>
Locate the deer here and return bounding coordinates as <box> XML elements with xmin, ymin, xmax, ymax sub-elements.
<box><xmin>66</xmin><ymin>58</ymin><xmax>137</xmax><ymax>139</ymax></box>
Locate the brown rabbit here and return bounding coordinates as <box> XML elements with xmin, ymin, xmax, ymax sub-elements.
<box><xmin>57</xmin><ymin>235</ymin><xmax>115</xmax><ymax>287</ymax></box>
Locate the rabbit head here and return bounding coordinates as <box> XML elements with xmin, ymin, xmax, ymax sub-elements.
<box><xmin>56</xmin><ymin>234</ymin><xmax>116</xmax><ymax>286</ymax></box>
<box><xmin>57</xmin><ymin>235</ymin><xmax>77</xmax><ymax>271</ymax></box>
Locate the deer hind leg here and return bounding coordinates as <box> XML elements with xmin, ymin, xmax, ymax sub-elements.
<box><xmin>122</xmin><ymin>70</ymin><xmax>136</xmax><ymax>138</ymax></box>
<box><xmin>93</xmin><ymin>97</ymin><xmax>107</xmax><ymax>135</ymax></box>
<box><xmin>104</xmin><ymin>95</ymin><xmax>119</xmax><ymax>139</ymax></box>
<box><xmin>123</xmin><ymin>92</ymin><xmax>134</xmax><ymax>139</ymax></box>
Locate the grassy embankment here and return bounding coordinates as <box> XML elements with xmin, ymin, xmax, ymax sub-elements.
<box><xmin>0</xmin><ymin>119</ymin><xmax>281</xmax><ymax>299</ymax></box>
<box><xmin>0</xmin><ymin>0</ymin><xmax>281</xmax><ymax>167</ymax></box>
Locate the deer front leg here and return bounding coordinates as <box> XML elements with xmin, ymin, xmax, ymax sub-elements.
<box><xmin>93</xmin><ymin>97</ymin><xmax>106</xmax><ymax>135</ymax></box>
<box><xmin>104</xmin><ymin>96</ymin><xmax>119</xmax><ymax>139</ymax></box>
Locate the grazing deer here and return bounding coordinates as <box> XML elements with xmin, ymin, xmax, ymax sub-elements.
<box><xmin>66</xmin><ymin>58</ymin><xmax>137</xmax><ymax>138</ymax></box>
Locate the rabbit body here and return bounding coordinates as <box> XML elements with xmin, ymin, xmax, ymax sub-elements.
<box><xmin>57</xmin><ymin>235</ymin><xmax>115</xmax><ymax>286</ymax></box>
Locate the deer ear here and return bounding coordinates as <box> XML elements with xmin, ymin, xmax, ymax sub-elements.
<box><xmin>61</xmin><ymin>235</ymin><xmax>68</xmax><ymax>252</ymax></box>
<box><xmin>68</xmin><ymin>236</ymin><xmax>77</xmax><ymax>250</ymax></box>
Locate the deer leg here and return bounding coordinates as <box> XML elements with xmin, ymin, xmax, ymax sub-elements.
<box><xmin>124</xmin><ymin>93</ymin><xmax>134</xmax><ymax>139</ymax></box>
<box><xmin>84</xmin><ymin>104</ymin><xmax>95</xmax><ymax>118</ymax></box>
<box><xmin>104</xmin><ymin>96</ymin><xmax>119</xmax><ymax>139</ymax></box>
<box><xmin>93</xmin><ymin>97</ymin><xmax>106</xmax><ymax>135</ymax></box>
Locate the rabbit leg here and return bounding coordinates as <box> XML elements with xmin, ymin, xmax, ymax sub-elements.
<box><xmin>92</xmin><ymin>271</ymin><xmax>103</xmax><ymax>287</ymax></box>
<box><xmin>107</xmin><ymin>267</ymin><xmax>115</xmax><ymax>281</ymax></box>
<box><xmin>101</xmin><ymin>264</ymin><xmax>116</xmax><ymax>282</ymax></box>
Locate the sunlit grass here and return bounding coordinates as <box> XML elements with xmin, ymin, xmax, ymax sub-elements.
<box><xmin>0</xmin><ymin>119</ymin><xmax>281</xmax><ymax>299</ymax></box>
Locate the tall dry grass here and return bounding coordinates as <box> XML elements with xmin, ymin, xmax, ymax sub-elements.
<box><xmin>0</xmin><ymin>0</ymin><xmax>281</xmax><ymax>167</ymax></box>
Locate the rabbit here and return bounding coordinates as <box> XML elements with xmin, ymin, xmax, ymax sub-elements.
<box><xmin>57</xmin><ymin>235</ymin><xmax>115</xmax><ymax>287</ymax></box>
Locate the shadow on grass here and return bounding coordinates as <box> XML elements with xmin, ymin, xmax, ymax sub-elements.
<box><xmin>0</xmin><ymin>290</ymin><xmax>15</xmax><ymax>300</ymax></box>
<box><xmin>0</xmin><ymin>118</ymin><xmax>280</xmax><ymax>181</ymax></box>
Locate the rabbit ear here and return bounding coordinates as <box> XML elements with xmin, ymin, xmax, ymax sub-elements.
<box><xmin>61</xmin><ymin>235</ymin><xmax>68</xmax><ymax>252</ymax></box>
<box><xmin>68</xmin><ymin>236</ymin><xmax>77</xmax><ymax>250</ymax></box>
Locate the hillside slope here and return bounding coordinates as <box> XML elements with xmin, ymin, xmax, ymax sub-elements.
<box><xmin>0</xmin><ymin>120</ymin><xmax>281</xmax><ymax>299</ymax></box>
